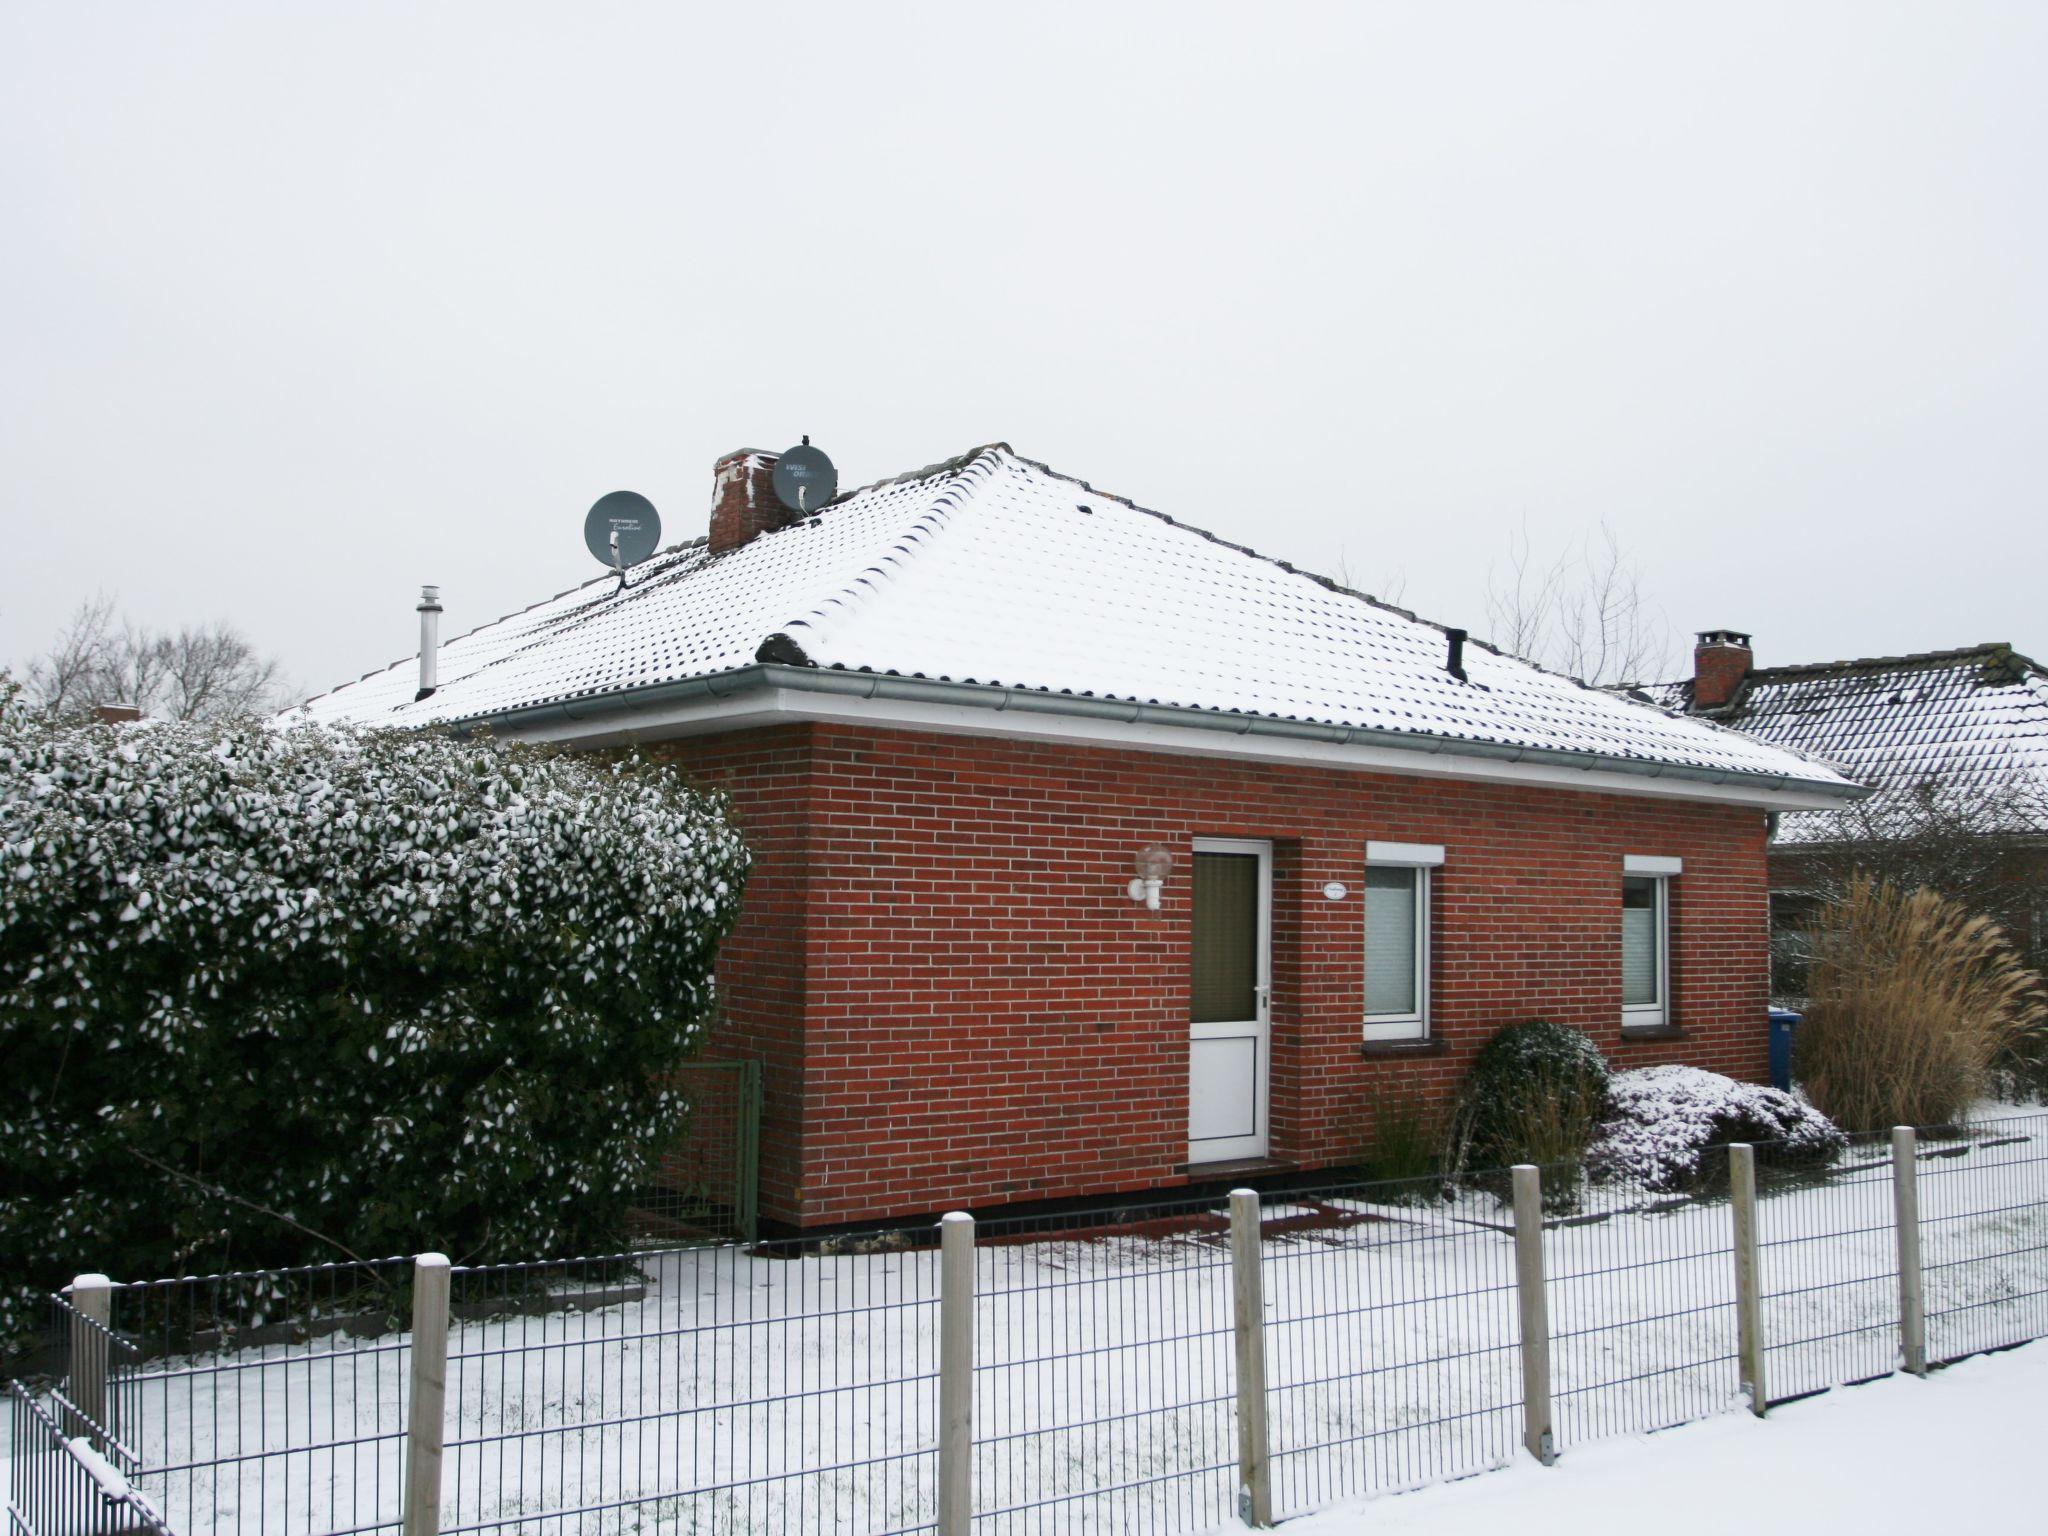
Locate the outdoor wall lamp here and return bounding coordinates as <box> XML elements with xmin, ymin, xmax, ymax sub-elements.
<box><xmin>1127</xmin><ymin>845</ymin><xmax>1173</xmax><ymax>910</ymax></box>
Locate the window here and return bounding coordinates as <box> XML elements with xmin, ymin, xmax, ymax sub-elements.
<box><xmin>1364</xmin><ymin>841</ymin><xmax>1442</xmax><ymax>1040</ymax></box>
<box><xmin>1622</xmin><ymin>855</ymin><xmax>1680</xmax><ymax>1027</ymax></box>
<box><xmin>1191</xmin><ymin>850</ymin><xmax>1262</xmax><ymax>1024</ymax></box>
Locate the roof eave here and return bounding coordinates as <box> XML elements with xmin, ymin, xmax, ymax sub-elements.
<box><xmin>414</xmin><ymin>664</ymin><xmax>1869</xmax><ymax>807</ymax></box>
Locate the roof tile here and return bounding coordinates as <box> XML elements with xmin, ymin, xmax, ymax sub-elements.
<box><xmin>295</xmin><ymin>446</ymin><xmax>1853</xmax><ymax>792</ymax></box>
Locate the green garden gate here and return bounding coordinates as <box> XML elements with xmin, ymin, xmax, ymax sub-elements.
<box><xmin>632</xmin><ymin>1058</ymin><xmax>761</xmax><ymax>1244</ymax></box>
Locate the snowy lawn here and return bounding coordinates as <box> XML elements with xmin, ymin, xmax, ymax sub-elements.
<box><xmin>1269</xmin><ymin>1338</ymin><xmax>2045</xmax><ymax>1535</ymax></box>
<box><xmin>9</xmin><ymin>1112</ymin><xmax>2044</xmax><ymax>1536</ymax></box>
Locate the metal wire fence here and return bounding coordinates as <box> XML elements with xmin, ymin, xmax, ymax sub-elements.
<box><xmin>7</xmin><ymin>1110</ymin><xmax>2046</xmax><ymax>1536</ymax></box>
<box><xmin>104</xmin><ymin>1259</ymin><xmax>417</xmax><ymax>1536</ymax></box>
<box><xmin>442</xmin><ymin>1238</ymin><xmax>940</xmax><ymax>1536</ymax></box>
<box><xmin>1260</xmin><ymin>1174</ymin><xmax>1520</xmax><ymax>1516</ymax></box>
<box><xmin>1756</xmin><ymin>1129</ymin><xmax>1912</xmax><ymax>1398</ymax></box>
<box><xmin>7</xmin><ymin>1378</ymin><xmax>177</xmax><ymax>1536</ymax></box>
<box><xmin>969</xmin><ymin>1196</ymin><xmax>1237</xmax><ymax>1536</ymax></box>
<box><xmin>1543</xmin><ymin>1159</ymin><xmax>1741</xmax><ymax>1447</ymax></box>
<box><xmin>629</xmin><ymin>1060</ymin><xmax>764</xmax><ymax>1247</ymax></box>
<box><xmin>1920</xmin><ymin>1109</ymin><xmax>2048</xmax><ymax>1363</ymax></box>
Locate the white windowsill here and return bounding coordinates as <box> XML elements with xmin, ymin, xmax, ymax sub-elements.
<box><xmin>1363</xmin><ymin>1018</ymin><xmax>1428</xmax><ymax>1042</ymax></box>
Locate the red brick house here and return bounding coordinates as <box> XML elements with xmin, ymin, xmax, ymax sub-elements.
<box><xmin>297</xmin><ymin>444</ymin><xmax>1862</xmax><ymax>1227</ymax></box>
<box><xmin>1638</xmin><ymin>634</ymin><xmax>2048</xmax><ymax>980</ymax></box>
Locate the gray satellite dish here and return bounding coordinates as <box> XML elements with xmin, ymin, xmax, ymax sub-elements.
<box><xmin>772</xmin><ymin>437</ymin><xmax>837</xmax><ymax>514</ymax></box>
<box><xmin>584</xmin><ymin>490</ymin><xmax>662</xmax><ymax>572</ymax></box>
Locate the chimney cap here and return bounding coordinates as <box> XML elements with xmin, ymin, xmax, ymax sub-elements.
<box><xmin>1696</xmin><ymin>628</ymin><xmax>1752</xmax><ymax>649</ymax></box>
<box><xmin>418</xmin><ymin>584</ymin><xmax>442</xmax><ymax>611</ymax></box>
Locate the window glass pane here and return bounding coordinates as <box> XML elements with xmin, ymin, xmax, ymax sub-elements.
<box><xmin>1364</xmin><ymin>865</ymin><xmax>1419</xmax><ymax>1016</ymax></box>
<box><xmin>1622</xmin><ymin>875</ymin><xmax>1661</xmax><ymax>1006</ymax></box>
<box><xmin>1192</xmin><ymin>853</ymin><xmax>1259</xmax><ymax>1023</ymax></box>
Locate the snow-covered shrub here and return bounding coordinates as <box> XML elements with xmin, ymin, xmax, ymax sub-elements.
<box><xmin>0</xmin><ymin>688</ymin><xmax>749</xmax><ymax>1348</ymax></box>
<box><xmin>1445</xmin><ymin>1020</ymin><xmax>1611</xmax><ymax>1190</ymax></box>
<box><xmin>1588</xmin><ymin>1066</ymin><xmax>1845</xmax><ymax>1192</ymax></box>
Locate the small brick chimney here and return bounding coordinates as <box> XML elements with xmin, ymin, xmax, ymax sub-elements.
<box><xmin>1692</xmin><ymin>628</ymin><xmax>1754</xmax><ymax>709</ymax></box>
<box><xmin>93</xmin><ymin>703</ymin><xmax>143</xmax><ymax>724</ymax></box>
<box><xmin>708</xmin><ymin>449</ymin><xmax>787</xmax><ymax>554</ymax></box>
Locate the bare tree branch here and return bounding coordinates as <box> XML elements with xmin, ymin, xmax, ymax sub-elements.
<box><xmin>1777</xmin><ymin>770</ymin><xmax>2048</xmax><ymax>996</ymax></box>
<box><xmin>1483</xmin><ymin>518</ymin><xmax>1673</xmax><ymax>685</ymax></box>
<box><xmin>1334</xmin><ymin>545</ymin><xmax>1408</xmax><ymax>607</ymax></box>
<box><xmin>24</xmin><ymin>596</ymin><xmax>119</xmax><ymax>718</ymax></box>
<box><xmin>21</xmin><ymin>602</ymin><xmax>292</xmax><ymax>721</ymax></box>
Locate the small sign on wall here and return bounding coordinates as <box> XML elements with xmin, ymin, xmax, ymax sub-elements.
<box><xmin>1321</xmin><ymin>881</ymin><xmax>1349</xmax><ymax>901</ymax></box>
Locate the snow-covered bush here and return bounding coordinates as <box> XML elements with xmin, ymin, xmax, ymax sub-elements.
<box><xmin>1445</xmin><ymin>1019</ymin><xmax>1611</xmax><ymax>1189</ymax></box>
<box><xmin>1588</xmin><ymin>1065</ymin><xmax>1846</xmax><ymax>1192</ymax></box>
<box><xmin>0</xmin><ymin>687</ymin><xmax>749</xmax><ymax>1348</ymax></box>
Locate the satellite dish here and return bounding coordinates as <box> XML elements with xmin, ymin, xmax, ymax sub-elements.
<box><xmin>772</xmin><ymin>437</ymin><xmax>837</xmax><ymax>514</ymax></box>
<box><xmin>584</xmin><ymin>490</ymin><xmax>662</xmax><ymax>571</ymax></box>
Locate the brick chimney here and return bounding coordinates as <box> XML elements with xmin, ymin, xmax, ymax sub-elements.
<box><xmin>93</xmin><ymin>703</ymin><xmax>143</xmax><ymax>724</ymax></box>
<box><xmin>1692</xmin><ymin>629</ymin><xmax>1754</xmax><ymax>709</ymax></box>
<box><xmin>708</xmin><ymin>449</ymin><xmax>787</xmax><ymax>554</ymax></box>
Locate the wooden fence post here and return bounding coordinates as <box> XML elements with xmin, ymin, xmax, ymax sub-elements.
<box><xmin>937</xmin><ymin>1212</ymin><xmax>975</xmax><ymax>1536</ymax></box>
<box><xmin>1510</xmin><ymin>1166</ymin><xmax>1556</xmax><ymax>1464</ymax></box>
<box><xmin>1891</xmin><ymin>1127</ymin><xmax>1927</xmax><ymax>1376</ymax></box>
<box><xmin>67</xmin><ymin>1273</ymin><xmax>113</xmax><ymax>1445</ymax></box>
<box><xmin>1228</xmin><ymin>1189</ymin><xmax>1273</xmax><ymax>1527</ymax></box>
<box><xmin>404</xmin><ymin>1253</ymin><xmax>451</xmax><ymax>1536</ymax></box>
<box><xmin>1729</xmin><ymin>1144</ymin><xmax>1767</xmax><ymax>1414</ymax></box>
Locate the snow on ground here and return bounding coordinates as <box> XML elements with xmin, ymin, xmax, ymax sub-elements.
<box><xmin>1270</xmin><ymin>1338</ymin><xmax>2045</xmax><ymax>1535</ymax></box>
<box><xmin>9</xmin><ymin>1110</ymin><xmax>2044</xmax><ymax>1536</ymax></box>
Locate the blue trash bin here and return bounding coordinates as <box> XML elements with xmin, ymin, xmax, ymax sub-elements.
<box><xmin>1768</xmin><ymin>1008</ymin><xmax>1802</xmax><ymax>1090</ymax></box>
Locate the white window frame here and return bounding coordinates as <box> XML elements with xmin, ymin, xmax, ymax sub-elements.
<box><xmin>1363</xmin><ymin>842</ymin><xmax>1444</xmax><ymax>1041</ymax></box>
<box><xmin>1621</xmin><ymin>855</ymin><xmax>1681</xmax><ymax>1027</ymax></box>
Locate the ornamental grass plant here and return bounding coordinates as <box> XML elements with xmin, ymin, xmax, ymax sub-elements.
<box><xmin>1795</xmin><ymin>876</ymin><xmax>2046</xmax><ymax>1133</ymax></box>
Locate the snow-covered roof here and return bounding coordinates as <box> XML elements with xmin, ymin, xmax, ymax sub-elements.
<box><xmin>1636</xmin><ymin>645</ymin><xmax>2048</xmax><ymax>839</ymax></box>
<box><xmin>292</xmin><ymin>445</ymin><xmax>1856</xmax><ymax>797</ymax></box>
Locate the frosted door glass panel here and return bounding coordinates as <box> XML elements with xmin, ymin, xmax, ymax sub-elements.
<box><xmin>1622</xmin><ymin>877</ymin><xmax>1660</xmax><ymax>1005</ymax></box>
<box><xmin>1192</xmin><ymin>853</ymin><xmax>1259</xmax><ymax>1023</ymax></box>
<box><xmin>1189</xmin><ymin>1036</ymin><xmax>1259</xmax><ymax>1141</ymax></box>
<box><xmin>1364</xmin><ymin>866</ymin><xmax>1419</xmax><ymax>1015</ymax></box>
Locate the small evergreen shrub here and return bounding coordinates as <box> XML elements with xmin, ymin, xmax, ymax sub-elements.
<box><xmin>0</xmin><ymin>691</ymin><xmax>750</xmax><ymax>1350</ymax></box>
<box><xmin>1445</xmin><ymin>1020</ymin><xmax>1611</xmax><ymax>1189</ymax></box>
<box><xmin>1588</xmin><ymin>1065</ymin><xmax>1845</xmax><ymax>1193</ymax></box>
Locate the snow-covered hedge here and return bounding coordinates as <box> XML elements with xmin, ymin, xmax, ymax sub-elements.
<box><xmin>0</xmin><ymin>690</ymin><xmax>749</xmax><ymax>1347</ymax></box>
<box><xmin>1588</xmin><ymin>1065</ymin><xmax>1846</xmax><ymax>1192</ymax></box>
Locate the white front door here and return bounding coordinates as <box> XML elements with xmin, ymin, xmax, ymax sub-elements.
<box><xmin>1188</xmin><ymin>838</ymin><xmax>1272</xmax><ymax>1164</ymax></box>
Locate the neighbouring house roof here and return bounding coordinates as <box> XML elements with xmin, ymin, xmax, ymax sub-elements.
<box><xmin>291</xmin><ymin>445</ymin><xmax>1858</xmax><ymax>803</ymax></box>
<box><xmin>1635</xmin><ymin>645</ymin><xmax>2048</xmax><ymax>840</ymax></box>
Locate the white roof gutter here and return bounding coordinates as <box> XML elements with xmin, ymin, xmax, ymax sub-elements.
<box><xmin>433</xmin><ymin>663</ymin><xmax>1869</xmax><ymax>809</ymax></box>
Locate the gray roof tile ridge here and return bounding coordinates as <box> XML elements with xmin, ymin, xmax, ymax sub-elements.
<box><xmin>772</xmin><ymin>447</ymin><xmax>1008</xmax><ymax>651</ymax></box>
<box><xmin>1643</xmin><ymin>642</ymin><xmax>2037</xmax><ymax>694</ymax></box>
<box><xmin>988</xmin><ymin>445</ymin><xmax>1746</xmax><ymax>725</ymax></box>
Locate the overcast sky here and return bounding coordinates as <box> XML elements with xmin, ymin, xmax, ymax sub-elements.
<box><xmin>4</xmin><ymin>2</ymin><xmax>2044</xmax><ymax>704</ymax></box>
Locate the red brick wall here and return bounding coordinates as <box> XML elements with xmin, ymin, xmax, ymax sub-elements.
<box><xmin>1692</xmin><ymin>637</ymin><xmax>1754</xmax><ymax>709</ymax></box>
<box><xmin>643</xmin><ymin>725</ymin><xmax>813</xmax><ymax>1222</ymax></box>
<box><xmin>659</xmin><ymin>721</ymin><xmax>1772</xmax><ymax>1227</ymax></box>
